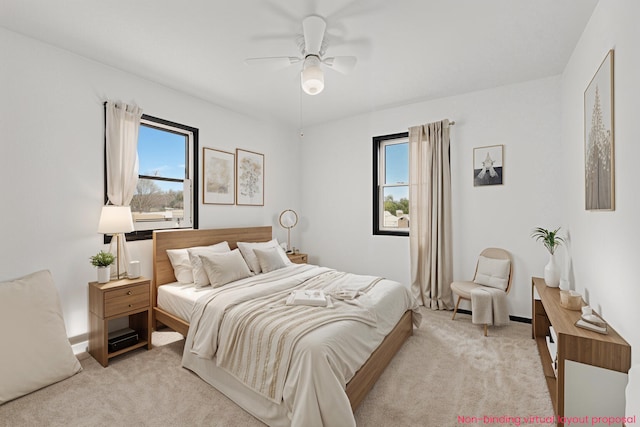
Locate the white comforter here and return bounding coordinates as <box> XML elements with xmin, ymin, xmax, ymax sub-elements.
<box><xmin>182</xmin><ymin>264</ymin><xmax>420</xmax><ymax>427</ymax></box>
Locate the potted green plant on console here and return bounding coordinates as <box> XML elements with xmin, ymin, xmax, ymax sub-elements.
<box><xmin>531</xmin><ymin>227</ymin><xmax>565</xmax><ymax>287</ymax></box>
<box><xmin>90</xmin><ymin>251</ymin><xmax>115</xmax><ymax>284</ymax></box>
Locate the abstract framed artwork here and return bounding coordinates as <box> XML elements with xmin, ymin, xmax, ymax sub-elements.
<box><xmin>584</xmin><ymin>49</ymin><xmax>614</xmax><ymax>211</ymax></box>
<box><xmin>202</xmin><ymin>147</ymin><xmax>235</xmax><ymax>205</ymax></box>
<box><xmin>473</xmin><ymin>145</ymin><xmax>503</xmax><ymax>186</ymax></box>
<box><xmin>236</xmin><ymin>149</ymin><xmax>264</xmax><ymax>206</ymax></box>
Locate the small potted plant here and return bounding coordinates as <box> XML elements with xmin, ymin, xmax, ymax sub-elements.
<box><xmin>531</xmin><ymin>227</ymin><xmax>565</xmax><ymax>287</ymax></box>
<box><xmin>90</xmin><ymin>250</ymin><xmax>115</xmax><ymax>284</ymax></box>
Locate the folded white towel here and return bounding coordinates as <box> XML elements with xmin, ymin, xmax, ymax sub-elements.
<box><xmin>332</xmin><ymin>289</ymin><xmax>358</xmax><ymax>300</ymax></box>
<box><xmin>286</xmin><ymin>290</ymin><xmax>333</xmax><ymax>307</ymax></box>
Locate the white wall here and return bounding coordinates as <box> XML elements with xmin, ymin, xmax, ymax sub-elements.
<box><xmin>299</xmin><ymin>77</ymin><xmax>564</xmax><ymax>318</ymax></box>
<box><xmin>0</xmin><ymin>28</ymin><xmax>299</xmax><ymax>342</ymax></box>
<box><xmin>4</xmin><ymin>0</ymin><xmax>637</xmax><ymax>365</ymax></box>
<box><xmin>561</xmin><ymin>0</ymin><xmax>640</xmax><ymax>365</ymax></box>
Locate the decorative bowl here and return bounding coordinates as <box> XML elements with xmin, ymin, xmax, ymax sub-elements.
<box><xmin>559</xmin><ymin>290</ymin><xmax>583</xmax><ymax>311</ymax></box>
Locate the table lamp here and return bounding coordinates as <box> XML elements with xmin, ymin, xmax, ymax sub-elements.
<box><xmin>98</xmin><ymin>205</ymin><xmax>134</xmax><ymax>280</ymax></box>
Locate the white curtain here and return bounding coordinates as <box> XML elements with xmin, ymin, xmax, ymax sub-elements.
<box><xmin>409</xmin><ymin>119</ymin><xmax>453</xmax><ymax>309</ymax></box>
<box><xmin>105</xmin><ymin>101</ymin><xmax>143</xmax><ymax>277</ymax></box>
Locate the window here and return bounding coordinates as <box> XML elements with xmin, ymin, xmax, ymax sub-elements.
<box><xmin>105</xmin><ymin>114</ymin><xmax>199</xmax><ymax>241</ymax></box>
<box><xmin>373</xmin><ymin>132</ymin><xmax>409</xmax><ymax>236</ymax></box>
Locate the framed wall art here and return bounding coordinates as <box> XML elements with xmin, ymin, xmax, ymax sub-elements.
<box><xmin>584</xmin><ymin>49</ymin><xmax>614</xmax><ymax>211</ymax></box>
<box><xmin>473</xmin><ymin>145</ymin><xmax>503</xmax><ymax>186</ymax></box>
<box><xmin>202</xmin><ymin>147</ymin><xmax>235</xmax><ymax>205</ymax></box>
<box><xmin>236</xmin><ymin>149</ymin><xmax>264</xmax><ymax>206</ymax></box>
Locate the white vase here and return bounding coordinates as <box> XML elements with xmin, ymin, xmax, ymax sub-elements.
<box><xmin>97</xmin><ymin>266</ymin><xmax>110</xmax><ymax>284</ymax></box>
<box><xmin>544</xmin><ymin>253</ymin><xmax>560</xmax><ymax>287</ymax></box>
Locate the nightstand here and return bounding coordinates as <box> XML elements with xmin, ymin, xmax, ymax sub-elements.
<box><xmin>287</xmin><ymin>252</ymin><xmax>308</xmax><ymax>264</ymax></box>
<box><xmin>88</xmin><ymin>277</ymin><xmax>152</xmax><ymax>367</ymax></box>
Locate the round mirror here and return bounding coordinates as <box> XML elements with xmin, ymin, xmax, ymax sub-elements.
<box><xmin>279</xmin><ymin>209</ymin><xmax>298</xmax><ymax>229</ymax></box>
<box><xmin>279</xmin><ymin>209</ymin><xmax>298</xmax><ymax>252</ymax></box>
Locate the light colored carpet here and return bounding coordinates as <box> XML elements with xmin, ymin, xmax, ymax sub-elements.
<box><xmin>0</xmin><ymin>309</ymin><xmax>553</xmax><ymax>426</ymax></box>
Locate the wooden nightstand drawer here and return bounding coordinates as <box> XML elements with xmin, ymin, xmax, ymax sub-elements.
<box><xmin>287</xmin><ymin>253</ymin><xmax>308</xmax><ymax>264</ymax></box>
<box><xmin>104</xmin><ymin>282</ymin><xmax>149</xmax><ymax>300</ymax></box>
<box><xmin>104</xmin><ymin>291</ymin><xmax>149</xmax><ymax>317</ymax></box>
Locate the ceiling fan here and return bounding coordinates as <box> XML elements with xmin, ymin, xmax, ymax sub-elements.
<box><xmin>245</xmin><ymin>15</ymin><xmax>358</xmax><ymax>96</ymax></box>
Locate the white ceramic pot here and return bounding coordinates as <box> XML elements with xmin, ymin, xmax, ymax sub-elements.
<box><xmin>97</xmin><ymin>266</ymin><xmax>110</xmax><ymax>284</ymax></box>
<box><xmin>544</xmin><ymin>253</ymin><xmax>560</xmax><ymax>287</ymax></box>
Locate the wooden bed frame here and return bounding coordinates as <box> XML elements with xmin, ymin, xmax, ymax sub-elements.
<box><xmin>152</xmin><ymin>226</ymin><xmax>413</xmax><ymax>411</ymax></box>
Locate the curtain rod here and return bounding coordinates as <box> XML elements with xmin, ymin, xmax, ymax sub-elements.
<box><xmin>409</xmin><ymin>120</ymin><xmax>455</xmax><ymax>129</ymax></box>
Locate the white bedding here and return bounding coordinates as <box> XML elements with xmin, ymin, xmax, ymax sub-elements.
<box><xmin>157</xmin><ymin>280</ymin><xmax>206</xmax><ymax>323</ymax></box>
<box><xmin>179</xmin><ymin>264</ymin><xmax>420</xmax><ymax>427</ymax></box>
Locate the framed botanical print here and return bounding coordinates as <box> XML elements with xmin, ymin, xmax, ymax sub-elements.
<box><xmin>584</xmin><ymin>49</ymin><xmax>614</xmax><ymax>210</ymax></box>
<box><xmin>202</xmin><ymin>147</ymin><xmax>235</xmax><ymax>205</ymax></box>
<box><xmin>473</xmin><ymin>145</ymin><xmax>503</xmax><ymax>186</ymax></box>
<box><xmin>236</xmin><ymin>149</ymin><xmax>264</xmax><ymax>206</ymax></box>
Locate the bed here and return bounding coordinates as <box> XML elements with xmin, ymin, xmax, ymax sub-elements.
<box><xmin>152</xmin><ymin>226</ymin><xmax>419</xmax><ymax>426</ymax></box>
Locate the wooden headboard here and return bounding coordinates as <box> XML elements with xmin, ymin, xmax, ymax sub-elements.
<box><xmin>152</xmin><ymin>226</ymin><xmax>272</xmax><ymax>288</ymax></box>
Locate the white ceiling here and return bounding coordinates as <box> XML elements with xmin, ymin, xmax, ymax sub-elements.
<box><xmin>0</xmin><ymin>0</ymin><xmax>598</xmax><ymax>128</ymax></box>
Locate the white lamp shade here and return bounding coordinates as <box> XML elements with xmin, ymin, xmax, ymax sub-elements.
<box><xmin>98</xmin><ymin>205</ymin><xmax>134</xmax><ymax>234</ymax></box>
<box><xmin>301</xmin><ymin>56</ymin><xmax>324</xmax><ymax>95</ymax></box>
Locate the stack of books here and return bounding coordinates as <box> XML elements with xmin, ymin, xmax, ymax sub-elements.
<box><xmin>575</xmin><ymin>314</ymin><xmax>608</xmax><ymax>334</ymax></box>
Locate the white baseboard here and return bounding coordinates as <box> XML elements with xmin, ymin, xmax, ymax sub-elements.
<box><xmin>71</xmin><ymin>340</ymin><xmax>88</xmax><ymax>355</ymax></box>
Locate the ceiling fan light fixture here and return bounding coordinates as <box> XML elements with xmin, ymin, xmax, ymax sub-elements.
<box><xmin>301</xmin><ymin>55</ymin><xmax>324</xmax><ymax>95</ymax></box>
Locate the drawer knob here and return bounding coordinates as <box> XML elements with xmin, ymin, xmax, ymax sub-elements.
<box><xmin>128</xmin><ymin>304</ymin><xmax>132</xmax><ymax>307</ymax></box>
<box><xmin>127</xmin><ymin>291</ymin><xmax>132</xmax><ymax>295</ymax></box>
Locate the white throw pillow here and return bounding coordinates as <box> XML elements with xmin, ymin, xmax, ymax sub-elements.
<box><xmin>167</xmin><ymin>241</ymin><xmax>230</xmax><ymax>284</ymax></box>
<box><xmin>0</xmin><ymin>270</ymin><xmax>82</xmax><ymax>405</ymax></box>
<box><xmin>237</xmin><ymin>239</ymin><xmax>292</xmax><ymax>273</ymax></box>
<box><xmin>199</xmin><ymin>249</ymin><xmax>252</xmax><ymax>288</ymax></box>
<box><xmin>254</xmin><ymin>247</ymin><xmax>287</xmax><ymax>273</ymax></box>
<box><xmin>187</xmin><ymin>242</ymin><xmax>233</xmax><ymax>288</ymax></box>
<box><xmin>474</xmin><ymin>256</ymin><xmax>510</xmax><ymax>291</ymax></box>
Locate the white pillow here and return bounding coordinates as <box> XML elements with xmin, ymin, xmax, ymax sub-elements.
<box><xmin>0</xmin><ymin>270</ymin><xmax>82</xmax><ymax>405</ymax></box>
<box><xmin>187</xmin><ymin>242</ymin><xmax>233</xmax><ymax>288</ymax></box>
<box><xmin>237</xmin><ymin>239</ymin><xmax>292</xmax><ymax>273</ymax></box>
<box><xmin>166</xmin><ymin>248</ymin><xmax>195</xmax><ymax>283</ymax></box>
<box><xmin>167</xmin><ymin>241</ymin><xmax>230</xmax><ymax>284</ymax></box>
<box><xmin>199</xmin><ymin>249</ymin><xmax>252</xmax><ymax>288</ymax></box>
<box><xmin>474</xmin><ymin>256</ymin><xmax>510</xmax><ymax>291</ymax></box>
<box><xmin>254</xmin><ymin>247</ymin><xmax>287</xmax><ymax>273</ymax></box>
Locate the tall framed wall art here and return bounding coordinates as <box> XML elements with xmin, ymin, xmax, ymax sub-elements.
<box><xmin>584</xmin><ymin>49</ymin><xmax>614</xmax><ymax>211</ymax></box>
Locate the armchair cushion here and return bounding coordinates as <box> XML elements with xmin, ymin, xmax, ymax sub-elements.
<box><xmin>450</xmin><ymin>280</ymin><xmax>482</xmax><ymax>299</ymax></box>
<box><xmin>474</xmin><ymin>256</ymin><xmax>510</xmax><ymax>291</ymax></box>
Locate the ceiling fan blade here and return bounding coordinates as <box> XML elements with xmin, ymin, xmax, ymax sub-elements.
<box><xmin>322</xmin><ymin>56</ymin><xmax>357</xmax><ymax>74</ymax></box>
<box><xmin>244</xmin><ymin>56</ymin><xmax>302</xmax><ymax>70</ymax></box>
<box><xmin>303</xmin><ymin>15</ymin><xmax>326</xmax><ymax>54</ymax></box>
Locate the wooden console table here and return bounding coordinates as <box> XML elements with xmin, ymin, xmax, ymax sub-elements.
<box><xmin>532</xmin><ymin>277</ymin><xmax>631</xmax><ymax>426</ymax></box>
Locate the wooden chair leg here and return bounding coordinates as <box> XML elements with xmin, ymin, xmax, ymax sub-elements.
<box><xmin>484</xmin><ymin>324</ymin><xmax>488</xmax><ymax>337</ymax></box>
<box><xmin>452</xmin><ymin>296</ymin><xmax>461</xmax><ymax>320</ymax></box>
